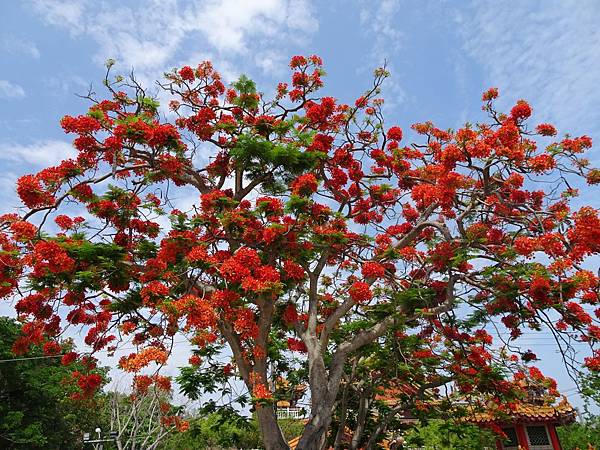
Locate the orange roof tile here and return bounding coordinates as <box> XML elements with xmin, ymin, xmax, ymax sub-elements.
<box><xmin>288</xmin><ymin>436</ymin><xmax>301</xmax><ymax>449</ymax></box>
<box><xmin>467</xmin><ymin>396</ymin><xmax>576</xmax><ymax>424</ymax></box>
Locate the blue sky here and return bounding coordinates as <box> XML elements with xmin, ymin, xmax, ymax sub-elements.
<box><xmin>1</xmin><ymin>0</ymin><xmax>600</xmax><ymax>411</ymax></box>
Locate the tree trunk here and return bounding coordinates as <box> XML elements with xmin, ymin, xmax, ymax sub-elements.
<box><xmin>295</xmin><ymin>405</ymin><xmax>332</xmax><ymax>450</ymax></box>
<box><xmin>256</xmin><ymin>405</ymin><xmax>289</xmax><ymax>450</ymax></box>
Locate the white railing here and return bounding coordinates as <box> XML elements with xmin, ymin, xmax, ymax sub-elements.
<box><xmin>276</xmin><ymin>407</ymin><xmax>306</xmax><ymax>420</ymax></box>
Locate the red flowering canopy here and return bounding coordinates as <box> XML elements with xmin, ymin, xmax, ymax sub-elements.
<box><xmin>3</xmin><ymin>56</ymin><xmax>600</xmax><ymax>449</ymax></box>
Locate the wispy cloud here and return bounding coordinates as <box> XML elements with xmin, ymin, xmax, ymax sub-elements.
<box><xmin>30</xmin><ymin>0</ymin><xmax>318</xmax><ymax>79</ymax></box>
<box><xmin>359</xmin><ymin>0</ymin><xmax>403</xmax><ymax>63</ymax></box>
<box><xmin>358</xmin><ymin>0</ymin><xmax>406</xmax><ymax>107</ymax></box>
<box><xmin>457</xmin><ymin>1</ymin><xmax>600</xmax><ymax>135</ymax></box>
<box><xmin>0</xmin><ymin>140</ymin><xmax>75</xmax><ymax>166</ymax></box>
<box><xmin>31</xmin><ymin>0</ymin><xmax>87</xmax><ymax>34</ymax></box>
<box><xmin>182</xmin><ymin>0</ymin><xmax>318</xmax><ymax>53</ymax></box>
<box><xmin>1</xmin><ymin>35</ymin><xmax>40</xmax><ymax>59</ymax></box>
<box><xmin>0</xmin><ymin>80</ymin><xmax>26</xmax><ymax>98</ymax></box>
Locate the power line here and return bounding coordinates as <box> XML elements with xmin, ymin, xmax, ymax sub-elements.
<box><xmin>0</xmin><ymin>354</ymin><xmax>64</xmax><ymax>363</ymax></box>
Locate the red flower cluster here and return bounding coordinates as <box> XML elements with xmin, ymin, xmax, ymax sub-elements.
<box><xmin>536</xmin><ymin>123</ymin><xmax>557</xmax><ymax>136</ymax></box>
<box><xmin>283</xmin><ymin>260</ymin><xmax>305</xmax><ymax>281</ymax></box>
<box><xmin>61</xmin><ymin>115</ymin><xmax>101</xmax><ymax>134</ymax></box>
<box><xmin>291</xmin><ymin>173</ymin><xmax>318</xmax><ymax>196</ymax></box>
<box><xmin>31</xmin><ymin>241</ymin><xmax>75</xmax><ymax>277</ymax></box>
<box><xmin>282</xmin><ymin>304</ymin><xmax>298</xmax><ymax>325</ymax></box>
<box><xmin>348</xmin><ymin>281</ymin><xmax>372</xmax><ymax>303</ymax></box>
<box><xmin>179</xmin><ymin>66</ymin><xmax>195</xmax><ymax>82</ymax></box>
<box><xmin>252</xmin><ymin>383</ymin><xmax>272</xmax><ymax>400</ymax></box>
<box><xmin>10</xmin><ymin>221</ymin><xmax>37</xmax><ymax>240</ymax></box>
<box><xmin>119</xmin><ymin>347</ymin><xmax>169</xmax><ymax>372</ymax></box>
<box><xmin>73</xmin><ymin>372</ymin><xmax>103</xmax><ymax>398</ymax></box>
<box><xmin>17</xmin><ymin>174</ymin><xmax>55</xmax><ymax>209</ymax></box>
<box><xmin>387</xmin><ymin>126</ymin><xmax>403</xmax><ymax>141</ymax></box>
<box><xmin>361</xmin><ymin>261</ymin><xmax>385</xmax><ymax>279</ymax></box>
<box><xmin>510</xmin><ymin>100</ymin><xmax>532</xmax><ymax>121</ymax></box>
<box><xmin>482</xmin><ymin>87</ymin><xmax>499</xmax><ymax>101</ymax></box>
<box><xmin>287</xmin><ymin>337</ymin><xmax>307</xmax><ymax>353</ymax></box>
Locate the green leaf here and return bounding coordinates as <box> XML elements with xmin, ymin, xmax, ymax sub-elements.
<box><xmin>137</xmin><ymin>96</ymin><xmax>160</xmax><ymax>110</ymax></box>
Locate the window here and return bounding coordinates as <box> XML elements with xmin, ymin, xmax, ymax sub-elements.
<box><xmin>501</xmin><ymin>427</ymin><xmax>519</xmax><ymax>449</ymax></box>
<box><xmin>526</xmin><ymin>425</ymin><xmax>552</xmax><ymax>450</ymax></box>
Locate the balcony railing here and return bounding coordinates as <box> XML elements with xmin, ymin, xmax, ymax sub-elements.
<box><xmin>276</xmin><ymin>407</ymin><xmax>306</xmax><ymax>420</ymax></box>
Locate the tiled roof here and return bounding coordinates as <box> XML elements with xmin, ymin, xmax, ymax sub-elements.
<box><xmin>288</xmin><ymin>436</ymin><xmax>301</xmax><ymax>449</ymax></box>
<box><xmin>467</xmin><ymin>396</ymin><xmax>576</xmax><ymax>424</ymax></box>
<box><xmin>375</xmin><ymin>384</ymin><xmax>576</xmax><ymax>425</ymax></box>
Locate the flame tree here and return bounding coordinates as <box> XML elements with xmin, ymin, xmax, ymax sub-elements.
<box><xmin>3</xmin><ymin>55</ymin><xmax>600</xmax><ymax>449</ymax></box>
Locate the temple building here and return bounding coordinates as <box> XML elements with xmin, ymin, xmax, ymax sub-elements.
<box><xmin>375</xmin><ymin>384</ymin><xmax>577</xmax><ymax>450</ymax></box>
<box><xmin>287</xmin><ymin>382</ymin><xmax>577</xmax><ymax>449</ymax></box>
<box><xmin>468</xmin><ymin>396</ymin><xmax>576</xmax><ymax>450</ymax></box>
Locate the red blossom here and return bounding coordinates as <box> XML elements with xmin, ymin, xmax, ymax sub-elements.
<box><xmin>387</xmin><ymin>126</ymin><xmax>403</xmax><ymax>141</ymax></box>
<box><xmin>348</xmin><ymin>281</ymin><xmax>372</xmax><ymax>303</ymax></box>
<box><xmin>61</xmin><ymin>115</ymin><xmax>101</xmax><ymax>134</ymax></box>
<box><xmin>289</xmin><ymin>55</ymin><xmax>307</xmax><ymax>68</ymax></box>
<box><xmin>10</xmin><ymin>221</ymin><xmax>37</xmax><ymax>240</ymax></box>
<box><xmin>361</xmin><ymin>261</ymin><xmax>385</xmax><ymax>279</ymax></box>
<box><xmin>510</xmin><ymin>100</ymin><xmax>532</xmax><ymax>121</ymax></box>
<box><xmin>287</xmin><ymin>337</ymin><xmax>307</xmax><ymax>353</ymax></box>
<box><xmin>61</xmin><ymin>351</ymin><xmax>78</xmax><ymax>365</ymax></box>
<box><xmin>282</xmin><ymin>304</ymin><xmax>299</xmax><ymax>326</ymax></box>
<box><xmin>43</xmin><ymin>340</ymin><xmax>61</xmax><ymax>355</ymax></box>
<box><xmin>179</xmin><ymin>66</ymin><xmax>195</xmax><ymax>82</ymax></box>
<box><xmin>252</xmin><ymin>383</ymin><xmax>272</xmax><ymax>400</ymax></box>
<box><xmin>529</xmin><ymin>276</ymin><xmax>552</xmax><ymax>304</ymax></box>
<box><xmin>187</xmin><ymin>246</ymin><xmax>209</xmax><ymax>264</ymax></box>
<box><xmin>283</xmin><ymin>260</ymin><xmax>305</xmax><ymax>281</ymax></box>
<box><xmin>482</xmin><ymin>87</ymin><xmax>499</xmax><ymax>101</ymax></box>
<box><xmin>528</xmin><ymin>154</ymin><xmax>556</xmax><ymax>173</ymax></box>
<box><xmin>536</xmin><ymin>123</ymin><xmax>557</xmax><ymax>136</ymax></box>
<box><xmin>54</xmin><ymin>215</ymin><xmax>73</xmax><ymax>230</ymax></box>
<box><xmin>291</xmin><ymin>173</ymin><xmax>318</xmax><ymax>196</ymax></box>
<box><xmin>17</xmin><ymin>174</ymin><xmax>55</xmax><ymax>209</ymax></box>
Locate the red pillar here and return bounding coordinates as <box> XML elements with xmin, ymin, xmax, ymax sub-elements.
<box><xmin>547</xmin><ymin>423</ymin><xmax>562</xmax><ymax>450</ymax></box>
<box><xmin>516</xmin><ymin>424</ymin><xmax>530</xmax><ymax>450</ymax></box>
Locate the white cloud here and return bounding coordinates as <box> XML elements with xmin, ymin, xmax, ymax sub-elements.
<box><xmin>287</xmin><ymin>0</ymin><xmax>318</xmax><ymax>34</ymax></box>
<box><xmin>0</xmin><ymin>140</ymin><xmax>75</xmax><ymax>166</ymax></box>
<box><xmin>254</xmin><ymin>49</ymin><xmax>287</xmax><ymax>76</ymax></box>
<box><xmin>359</xmin><ymin>0</ymin><xmax>403</xmax><ymax>62</ymax></box>
<box><xmin>183</xmin><ymin>0</ymin><xmax>318</xmax><ymax>53</ymax></box>
<box><xmin>184</xmin><ymin>0</ymin><xmax>285</xmax><ymax>53</ymax></box>
<box><xmin>30</xmin><ymin>0</ymin><xmax>319</xmax><ymax>80</ymax></box>
<box><xmin>358</xmin><ymin>0</ymin><xmax>406</xmax><ymax>107</ymax></box>
<box><xmin>457</xmin><ymin>1</ymin><xmax>600</xmax><ymax>135</ymax></box>
<box><xmin>0</xmin><ymin>80</ymin><xmax>26</xmax><ymax>98</ymax></box>
<box><xmin>1</xmin><ymin>35</ymin><xmax>40</xmax><ymax>59</ymax></box>
<box><xmin>31</xmin><ymin>0</ymin><xmax>87</xmax><ymax>34</ymax></box>
<box><xmin>85</xmin><ymin>1</ymin><xmax>183</xmax><ymax>71</ymax></box>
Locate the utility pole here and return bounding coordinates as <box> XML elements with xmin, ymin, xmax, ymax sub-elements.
<box><xmin>83</xmin><ymin>428</ymin><xmax>118</xmax><ymax>450</ymax></box>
